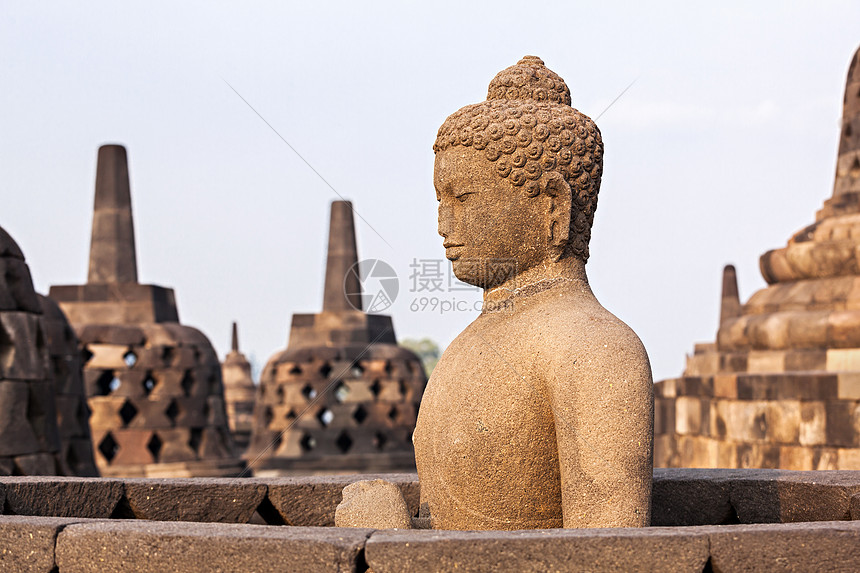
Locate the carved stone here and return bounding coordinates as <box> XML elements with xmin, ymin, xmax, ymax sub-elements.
<box><xmin>0</xmin><ymin>227</ymin><xmax>64</xmax><ymax>475</ymax></box>
<box><xmin>413</xmin><ymin>56</ymin><xmax>654</xmax><ymax>530</ymax></box>
<box><xmin>655</xmin><ymin>45</ymin><xmax>860</xmax><ymax>470</ymax></box>
<box><xmin>246</xmin><ymin>201</ymin><xmax>427</xmax><ymax>475</ymax></box>
<box><xmin>49</xmin><ymin>144</ymin><xmax>243</xmax><ymax>477</ymax></box>
<box><xmin>222</xmin><ymin>322</ymin><xmax>256</xmax><ymax>452</ymax></box>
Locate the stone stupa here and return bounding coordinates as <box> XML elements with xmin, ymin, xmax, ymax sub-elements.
<box><xmin>221</xmin><ymin>322</ymin><xmax>256</xmax><ymax>452</ymax></box>
<box><xmin>49</xmin><ymin>144</ymin><xmax>244</xmax><ymax>477</ymax></box>
<box><xmin>655</xmin><ymin>45</ymin><xmax>860</xmax><ymax>470</ymax></box>
<box><xmin>0</xmin><ymin>227</ymin><xmax>65</xmax><ymax>475</ymax></box>
<box><xmin>246</xmin><ymin>200</ymin><xmax>427</xmax><ymax>476</ymax></box>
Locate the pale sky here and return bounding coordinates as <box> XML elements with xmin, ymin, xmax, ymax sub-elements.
<box><xmin>2</xmin><ymin>1</ymin><xmax>859</xmax><ymax>382</ymax></box>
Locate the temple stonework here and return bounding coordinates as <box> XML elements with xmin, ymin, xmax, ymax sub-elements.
<box><xmin>246</xmin><ymin>201</ymin><xmax>427</xmax><ymax>475</ymax></box>
<box><xmin>0</xmin><ymin>227</ymin><xmax>65</xmax><ymax>475</ymax></box>
<box><xmin>49</xmin><ymin>144</ymin><xmax>244</xmax><ymax>477</ymax></box>
<box><xmin>655</xmin><ymin>45</ymin><xmax>860</xmax><ymax>470</ymax></box>
<box><xmin>222</xmin><ymin>322</ymin><xmax>256</xmax><ymax>452</ymax></box>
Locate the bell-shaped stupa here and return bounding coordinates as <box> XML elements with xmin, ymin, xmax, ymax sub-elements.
<box><xmin>0</xmin><ymin>227</ymin><xmax>65</xmax><ymax>475</ymax></box>
<box><xmin>655</xmin><ymin>46</ymin><xmax>860</xmax><ymax>470</ymax></box>
<box><xmin>50</xmin><ymin>144</ymin><xmax>244</xmax><ymax>477</ymax></box>
<box><xmin>246</xmin><ymin>201</ymin><xmax>427</xmax><ymax>475</ymax></box>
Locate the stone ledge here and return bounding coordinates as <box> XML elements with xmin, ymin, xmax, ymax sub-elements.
<box><xmin>54</xmin><ymin>520</ymin><xmax>373</xmax><ymax>573</ymax></box>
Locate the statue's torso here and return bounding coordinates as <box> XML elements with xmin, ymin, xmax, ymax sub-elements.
<box><xmin>413</xmin><ymin>297</ymin><xmax>564</xmax><ymax>530</ymax></box>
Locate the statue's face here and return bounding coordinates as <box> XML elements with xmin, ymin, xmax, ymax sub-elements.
<box><xmin>434</xmin><ymin>147</ymin><xmax>551</xmax><ymax>289</ymax></box>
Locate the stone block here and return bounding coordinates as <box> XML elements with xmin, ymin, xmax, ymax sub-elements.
<box><xmin>0</xmin><ymin>381</ymin><xmax>39</xmax><ymax>456</ymax></box>
<box><xmin>0</xmin><ymin>477</ymin><xmax>123</xmax><ymax>518</ymax></box>
<box><xmin>55</xmin><ymin>521</ymin><xmax>372</xmax><ymax>573</ymax></box>
<box><xmin>729</xmin><ymin>470</ymin><xmax>860</xmax><ymax>523</ymax></box>
<box><xmin>365</xmin><ymin>527</ymin><xmax>710</xmax><ymax>573</ymax></box>
<box><xmin>85</xmin><ymin>343</ymin><xmax>130</xmax><ymax>370</ymax></box>
<box><xmin>837</xmin><ymin>447</ymin><xmax>860</xmax><ymax>469</ymax></box>
<box><xmin>0</xmin><ymin>312</ymin><xmax>46</xmax><ymax>380</ymax></box>
<box><xmin>825</xmin><ymin>401</ymin><xmax>859</xmax><ymax>447</ymax></box>
<box><xmin>766</xmin><ymin>401</ymin><xmax>800</xmax><ymax>444</ymax></box>
<box><xmin>675</xmin><ymin>397</ymin><xmax>702</xmax><ymax>435</ymax></box>
<box><xmin>779</xmin><ymin>446</ymin><xmax>814</xmax><ymax>470</ymax></box>
<box><xmin>652</xmin><ymin>468</ymin><xmax>738</xmax><ymax>525</ymax></box>
<box><xmin>119</xmin><ymin>478</ymin><xmax>266</xmax><ymax>523</ymax></box>
<box><xmin>709</xmin><ymin>521</ymin><xmax>860</xmax><ymax>572</ymax></box>
<box><xmin>800</xmin><ymin>402</ymin><xmax>827</xmax><ymax>446</ymax></box>
<box><xmin>264</xmin><ymin>473</ymin><xmax>419</xmax><ymax>526</ymax></box>
<box><xmin>827</xmin><ymin>348</ymin><xmax>860</xmax><ymax>371</ymax></box>
<box><xmin>0</xmin><ymin>515</ymin><xmax>85</xmax><ymax>573</ymax></box>
<box><xmin>838</xmin><ymin>373</ymin><xmax>860</xmax><ymax>400</ymax></box>
<box><xmin>713</xmin><ymin>375</ymin><xmax>737</xmax><ymax>399</ymax></box>
<box><xmin>13</xmin><ymin>453</ymin><xmax>57</xmax><ymax>476</ymax></box>
<box><xmin>747</xmin><ymin>350</ymin><xmax>785</xmax><ymax>373</ymax></box>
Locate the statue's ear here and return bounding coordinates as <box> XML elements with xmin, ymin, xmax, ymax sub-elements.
<box><xmin>542</xmin><ymin>172</ymin><xmax>571</xmax><ymax>262</ymax></box>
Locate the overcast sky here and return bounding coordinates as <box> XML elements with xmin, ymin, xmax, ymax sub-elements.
<box><xmin>2</xmin><ymin>1</ymin><xmax>859</xmax><ymax>382</ymax></box>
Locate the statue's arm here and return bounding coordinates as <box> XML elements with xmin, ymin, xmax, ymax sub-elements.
<box><xmin>547</xmin><ymin>337</ymin><xmax>654</xmax><ymax>528</ymax></box>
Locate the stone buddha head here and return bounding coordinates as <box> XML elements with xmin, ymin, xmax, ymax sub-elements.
<box><xmin>433</xmin><ymin>56</ymin><xmax>603</xmax><ymax>289</ymax></box>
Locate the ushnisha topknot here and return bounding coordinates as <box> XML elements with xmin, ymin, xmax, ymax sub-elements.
<box><xmin>434</xmin><ymin>56</ymin><xmax>603</xmax><ymax>261</ymax></box>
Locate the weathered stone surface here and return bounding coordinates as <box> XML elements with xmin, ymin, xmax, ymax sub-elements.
<box><xmin>55</xmin><ymin>521</ymin><xmax>372</xmax><ymax>573</ymax></box>
<box><xmin>0</xmin><ymin>515</ymin><xmax>86</xmax><ymax>573</ymax></box>
<box><xmin>414</xmin><ymin>56</ymin><xmax>653</xmax><ymax>529</ymax></box>
<box><xmin>247</xmin><ymin>201</ymin><xmax>427</xmax><ymax>475</ymax></box>
<box><xmin>335</xmin><ymin>479</ymin><xmax>412</xmax><ymax>529</ymax></box>
<box><xmin>365</xmin><ymin>527</ymin><xmax>709</xmax><ymax>573</ymax></box>
<box><xmin>264</xmin><ymin>473</ymin><xmax>419</xmax><ymax>526</ymax></box>
<box><xmin>709</xmin><ymin>521</ymin><xmax>860</xmax><ymax>573</ymax></box>
<box><xmin>652</xmin><ymin>468</ymin><xmax>739</xmax><ymax>526</ymax></box>
<box><xmin>120</xmin><ymin>478</ymin><xmax>266</xmax><ymax>523</ymax></box>
<box><xmin>0</xmin><ymin>477</ymin><xmax>123</xmax><ymax>518</ymax></box>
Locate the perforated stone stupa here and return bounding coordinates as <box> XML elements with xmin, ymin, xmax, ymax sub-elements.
<box><xmin>246</xmin><ymin>201</ymin><xmax>427</xmax><ymax>475</ymax></box>
<box><xmin>49</xmin><ymin>144</ymin><xmax>243</xmax><ymax>477</ymax></box>
<box><xmin>655</xmin><ymin>45</ymin><xmax>860</xmax><ymax>470</ymax></box>
<box><xmin>0</xmin><ymin>227</ymin><xmax>65</xmax><ymax>475</ymax></box>
<box><xmin>222</xmin><ymin>322</ymin><xmax>256</xmax><ymax>452</ymax></box>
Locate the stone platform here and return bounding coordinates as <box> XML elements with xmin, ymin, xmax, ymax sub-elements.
<box><xmin>2</xmin><ymin>469</ymin><xmax>860</xmax><ymax>571</ymax></box>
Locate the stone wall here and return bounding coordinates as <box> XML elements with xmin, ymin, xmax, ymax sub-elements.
<box><xmin>655</xmin><ymin>372</ymin><xmax>860</xmax><ymax>470</ymax></box>
<box><xmin>1</xmin><ymin>470</ymin><xmax>860</xmax><ymax>571</ymax></box>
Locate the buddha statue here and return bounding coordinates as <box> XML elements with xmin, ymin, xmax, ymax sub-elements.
<box><xmin>412</xmin><ymin>56</ymin><xmax>654</xmax><ymax>529</ymax></box>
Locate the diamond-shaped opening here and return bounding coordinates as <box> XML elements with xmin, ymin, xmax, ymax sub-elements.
<box><xmin>289</xmin><ymin>364</ymin><xmax>302</xmax><ymax>375</ymax></box>
<box><xmin>165</xmin><ymin>400</ymin><xmax>180</xmax><ymax>425</ymax></box>
<box><xmin>123</xmin><ymin>351</ymin><xmax>137</xmax><ymax>368</ymax></box>
<box><xmin>384</xmin><ymin>360</ymin><xmax>393</xmax><ymax>376</ymax></box>
<box><xmin>98</xmin><ymin>432</ymin><xmax>119</xmax><ymax>463</ymax></box>
<box><xmin>142</xmin><ymin>373</ymin><xmax>157</xmax><ymax>396</ymax></box>
<box><xmin>334</xmin><ymin>381</ymin><xmax>350</xmax><ymax>403</ymax></box>
<box><xmin>264</xmin><ymin>406</ymin><xmax>274</xmax><ymax>427</ymax></box>
<box><xmin>319</xmin><ymin>362</ymin><xmax>333</xmax><ymax>378</ymax></box>
<box><xmin>846</xmin><ymin>123</ymin><xmax>853</xmax><ymax>138</ymax></box>
<box><xmin>189</xmin><ymin>428</ymin><xmax>203</xmax><ymax>453</ymax></box>
<box><xmin>299</xmin><ymin>433</ymin><xmax>317</xmax><ymax>452</ymax></box>
<box><xmin>181</xmin><ymin>371</ymin><xmax>194</xmax><ymax>397</ymax></box>
<box><xmin>80</xmin><ymin>346</ymin><xmax>94</xmax><ymax>364</ymax></box>
<box><xmin>388</xmin><ymin>405</ymin><xmax>398</xmax><ymax>422</ymax></box>
<box><xmin>335</xmin><ymin>431</ymin><xmax>353</xmax><ymax>453</ymax></box>
<box><xmin>370</xmin><ymin>379</ymin><xmax>381</xmax><ymax>398</ymax></box>
<box><xmin>317</xmin><ymin>408</ymin><xmax>334</xmax><ymax>427</ymax></box>
<box><xmin>352</xmin><ymin>405</ymin><xmax>368</xmax><ymax>424</ymax></box>
<box><xmin>119</xmin><ymin>400</ymin><xmax>138</xmax><ymax>426</ymax></box>
<box><xmin>94</xmin><ymin>371</ymin><xmax>116</xmax><ymax>396</ymax></box>
<box><xmin>276</xmin><ymin>385</ymin><xmax>285</xmax><ymax>400</ymax></box>
<box><xmin>373</xmin><ymin>432</ymin><xmax>387</xmax><ymax>451</ymax></box>
<box><xmin>398</xmin><ymin>379</ymin><xmax>407</xmax><ymax>396</ymax></box>
<box><xmin>285</xmin><ymin>409</ymin><xmax>296</xmax><ymax>420</ymax></box>
<box><xmin>349</xmin><ymin>362</ymin><xmax>364</xmax><ymax>377</ymax></box>
<box><xmin>161</xmin><ymin>346</ymin><xmax>175</xmax><ymax>366</ymax></box>
<box><xmin>146</xmin><ymin>433</ymin><xmax>163</xmax><ymax>461</ymax></box>
<box><xmin>301</xmin><ymin>384</ymin><xmax>317</xmax><ymax>401</ymax></box>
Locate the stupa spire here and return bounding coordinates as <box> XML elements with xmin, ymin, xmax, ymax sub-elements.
<box><xmin>323</xmin><ymin>200</ymin><xmax>362</xmax><ymax>312</ymax></box>
<box><xmin>87</xmin><ymin>144</ymin><xmax>138</xmax><ymax>284</ymax></box>
<box><xmin>231</xmin><ymin>321</ymin><xmax>239</xmax><ymax>352</ymax></box>
<box><xmin>719</xmin><ymin>264</ymin><xmax>741</xmax><ymax>326</ymax></box>
<box><xmin>834</xmin><ymin>46</ymin><xmax>860</xmax><ymax>196</ymax></box>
